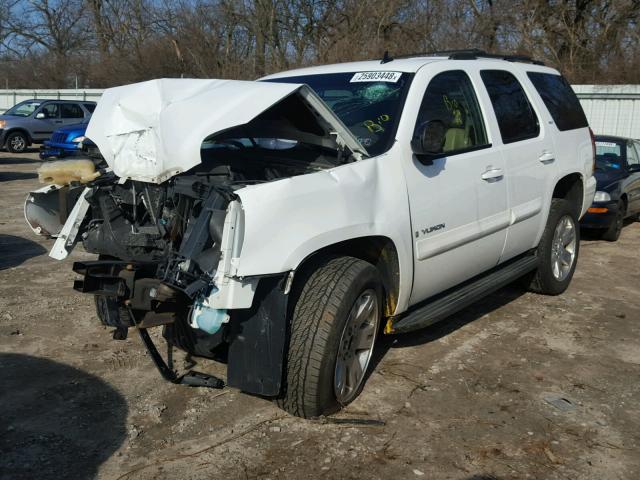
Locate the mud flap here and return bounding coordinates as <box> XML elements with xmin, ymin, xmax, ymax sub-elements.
<box><xmin>226</xmin><ymin>275</ymin><xmax>289</xmax><ymax>396</ymax></box>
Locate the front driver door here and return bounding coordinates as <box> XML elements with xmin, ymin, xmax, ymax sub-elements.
<box><xmin>405</xmin><ymin>68</ymin><xmax>509</xmax><ymax>305</ymax></box>
<box><xmin>32</xmin><ymin>103</ymin><xmax>62</xmax><ymax>141</ymax></box>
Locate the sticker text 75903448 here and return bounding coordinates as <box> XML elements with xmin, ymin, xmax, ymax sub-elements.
<box><xmin>350</xmin><ymin>71</ymin><xmax>402</xmax><ymax>83</ymax></box>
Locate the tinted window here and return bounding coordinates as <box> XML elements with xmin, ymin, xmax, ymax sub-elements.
<box><xmin>40</xmin><ymin>103</ymin><xmax>59</xmax><ymax>118</ymax></box>
<box><xmin>414</xmin><ymin>70</ymin><xmax>488</xmax><ymax>155</ymax></box>
<box><xmin>61</xmin><ymin>103</ymin><xmax>84</xmax><ymax>119</ymax></box>
<box><xmin>481</xmin><ymin>70</ymin><xmax>539</xmax><ymax>144</ymax></box>
<box><xmin>83</xmin><ymin>103</ymin><xmax>96</xmax><ymax>113</ymax></box>
<box><xmin>527</xmin><ymin>72</ymin><xmax>588</xmax><ymax>131</ymax></box>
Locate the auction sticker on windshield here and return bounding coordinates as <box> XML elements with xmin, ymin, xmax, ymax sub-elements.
<box><xmin>595</xmin><ymin>142</ymin><xmax>618</xmax><ymax>147</ymax></box>
<box><xmin>350</xmin><ymin>71</ymin><xmax>402</xmax><ymax>83</ymax></box>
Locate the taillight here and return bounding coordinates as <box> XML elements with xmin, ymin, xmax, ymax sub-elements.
<box><xmin>589</xmin><ymin>127</ymin><xmax>596</xmax><ymax>173</ymax></box>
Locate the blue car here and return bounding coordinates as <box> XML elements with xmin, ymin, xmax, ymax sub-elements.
<box><xmin>39</xmin><ymin>123</ymin><xmax>88</xmax><ymax>160</ymax></box>
<box><xmin>580</xmin><ymin>135</ymin><xmax>640</xmax><ymax>241</ymax></box>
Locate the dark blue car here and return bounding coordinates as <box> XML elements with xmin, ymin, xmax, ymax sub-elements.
<box><xmin>39</xmin><ymin>123</ymin><xmax>87</xmax><ymax>160</ymax></box>
<box><xmin>580</xmin><ymin>135</ymin><xmax>640</xmax><ymax>241</ymax></box>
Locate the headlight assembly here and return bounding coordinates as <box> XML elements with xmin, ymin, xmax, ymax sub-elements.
<box><xmin>593</xmin><ymin>191</ymin><xmax>611</xmax><ymax>202</ymax></box>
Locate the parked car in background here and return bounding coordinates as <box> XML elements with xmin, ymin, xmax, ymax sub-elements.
<box><xmin>0</xmin><ymin>99</ymin><xmax>96</xmax><ymax>153</ymax></box>
<box><xmin>39</xmin><ymin>123</ymin><xmax>87</xmax><ymax>160</ymax></box>
<box><xmin>580</xmin><ymin>135</ymin><xmax>640</xmax><ymax>241</ymax></box>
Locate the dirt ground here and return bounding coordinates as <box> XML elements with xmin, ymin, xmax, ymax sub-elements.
<box><xmin>1</xmin><ymin>150</ymin><xmax>639</xmax><ymax>480</ymax></box>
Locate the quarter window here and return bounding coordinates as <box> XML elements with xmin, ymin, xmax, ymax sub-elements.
<box><xmin>527</xmin><ymin>72</ymin><xmax>588</xmax><ymax>131</ymax></box>
<box><xmin>414</xmin><ymin>70</ymin><xmax>489</xmax><ymax>155</ymax></box>
<box><xmin>61</xmin><ymin>103</ymin><xmax>84</xmax><ymax>119</ymax></box>
<box><xmin>481</xmin><ymin>70</ymin><xmax>539</xmax><ymax>144</ymax></box>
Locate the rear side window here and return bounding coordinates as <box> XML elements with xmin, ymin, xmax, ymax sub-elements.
<box><xmin>527</xmin><ymin>72</ymin><xmax>588</xmax><ymax>131</ymax></box>
<box><xmin>480</xmin><ymin>70</ymin><xmax>539</xmax><ymax>144</ymax></box>
<box><xmin>61</xmin><ymin>103</ymin><xmax>84</xmax><ymax>119</ymax></box>
<box><xmin>83</xmin><ymin>103</ymin><xmax>96</xmax><ymax>113</ymax></box>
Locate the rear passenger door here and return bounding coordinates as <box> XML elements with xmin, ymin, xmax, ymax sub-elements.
<box><xmin>479</xmin><ymin>70</ymin><xmax>556</xmax><ymax>262</ymax></box>
<box><xmin>60</xmin><ymin>103</ymin><xmax>86</xmax><ymax>126</ymax></box>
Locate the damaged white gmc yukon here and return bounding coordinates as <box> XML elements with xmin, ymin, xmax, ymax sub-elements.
<box><xmin>25</xmin><ymin>51</ymin><xmax>596</xmax><ymax>418</ymax></box>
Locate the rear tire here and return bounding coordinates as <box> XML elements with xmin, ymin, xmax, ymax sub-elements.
<box><xmin>529</xmin><ymin>198</ymin><xmax>580</xmax><ymax>295</ymax></box>
<box><xmin>6</xmin><ymin>131</ymin><xmax>28</xmax><ymax>153</ymax></box>
<box><xmin>601</xmin><ymin>201</ymin><xmax>624</xmax><ymax>242</ymax></box>
<box><xmin>278</xmin><ymin>256</ymin><xmax>382</xmax><ymax>418</ymax></box>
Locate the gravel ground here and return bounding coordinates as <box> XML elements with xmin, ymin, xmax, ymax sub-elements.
<box><xmin>1</xmin><ymin>150</ymin><xmax>639</xmax><ymax>480</ymax></box>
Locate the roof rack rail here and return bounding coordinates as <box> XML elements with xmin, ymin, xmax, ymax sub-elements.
<box><xmin>380</xmin><ymin>49</ymin><xmax>545</xmax><ymax>66</ymax></box>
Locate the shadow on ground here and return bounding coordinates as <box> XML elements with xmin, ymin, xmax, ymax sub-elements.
<box><xmin>369</xmin><ymin>285</ymin><xmax>526</xmax><ymax>374</ymax></box>
<box><xmin>0</xmin><ymin>171</ymin><xmax>38</xmax><ymax>182</ymax></box>
<box><xmin>0</xmin><ymin>154</ymin><xmax>41</xmax><ymax>165</ymax></box>
<box><xmin>0</xmin><ymin>353</ymin><xmax>127</xmax><ymax>480</ymax></box>
<box><xmin>0</xmin><ymin>234</ymin><xmax>47</xmax><ymax>270</ymax></box>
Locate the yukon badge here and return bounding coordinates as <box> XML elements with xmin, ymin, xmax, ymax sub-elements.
<box><xmin>415</xmin><ymin>223</ymin><xmax>446</xmax><ymax>238</ymax></box>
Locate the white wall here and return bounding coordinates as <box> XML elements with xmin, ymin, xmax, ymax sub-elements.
<box><xmin>1</xmin><ymin>85</ymin><xmax>639</xmax><ymax>139</ymax></box>
<box><xmin>0</xmin><ymin>89</ymin><xmax>103</xmax><ymax>111</ymax></box>
<box><xmin>573</xmin><ymin>85</ymin><xmax>640</xmax><ymax>139</ymax></box>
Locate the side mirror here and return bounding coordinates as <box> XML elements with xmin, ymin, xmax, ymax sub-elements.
<box><xmin>412</xmin><ymin>120</ymin><xmax>446</xmax><ymax>159</ymax></box>
<box><xmin>35</xmin><ymin>112</ymin><xmax>45</xmax><ymax>119</ymax></box>
<box><xmin>629</xmin><ymin>164</ymin><xmax>640</xmax><ymax>173</ymax></box>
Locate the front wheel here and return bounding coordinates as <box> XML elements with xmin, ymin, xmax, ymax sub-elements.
<box><xmin>278</xmin><ymin>256</ymin><xmax>382</xmax><ymax>418</ymax></box>
<box><xmin>601</xmin><ymin>201</ymin><xmax>624</xmax><ymax>242</ymax></box>
<box><xmin>528</xmin><ymin>198</ymin><xmax>580</xmax><ymax>295</ymax></box>
<box><xmin>6</xmin><ymin>132</ymin><xmax>28</xmax><ymax>153</ymax></box>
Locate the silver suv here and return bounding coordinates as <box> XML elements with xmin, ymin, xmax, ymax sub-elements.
<box><xmin>0</xmin><ymin>99</ymin><xmax>96</xmax><ymax>153</ymax></box>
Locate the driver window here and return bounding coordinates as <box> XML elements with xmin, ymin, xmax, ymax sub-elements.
<box><xmin>414</xmin><ymin>70</ymin><xmax>489</xmax><ymax>155</ymax></box>
<box><xmin>40</xmin><ymin>103</ymin><xmax>59</xmax><ymax>119</ymax></box>
<box><xmin>627</xmin><ymin>141</ymin><xmax>640</xmax><ymax>167</ymax></box>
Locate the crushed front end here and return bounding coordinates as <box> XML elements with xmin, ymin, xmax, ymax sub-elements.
<box><xmin>24</xmin><ymin>78</ymin><xmax>366</xmax><ymax>396</ymax></box>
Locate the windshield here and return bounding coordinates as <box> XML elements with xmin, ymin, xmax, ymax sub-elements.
<box><xmin>5</xmin><ymin>100</ymin><xmax>42</xmax><ymax>117</ymax></box>
<box><xmin>265</xmin><ymin>71</ymin><xmax>413</xmax><ymax>156</ymax></box>
<box><xmin>595</xmin><ymin>140</ymin><xmax>624</xmax><ymax>172</ymax></box>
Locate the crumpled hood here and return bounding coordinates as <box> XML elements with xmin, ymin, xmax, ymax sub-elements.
<box><xmin>86</xmin><ymin>78</ymin><xmax>366</xmax><ymax>183</ymax></box>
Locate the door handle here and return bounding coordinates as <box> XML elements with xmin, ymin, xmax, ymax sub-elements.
<box><xmin>54</xmin><ymin>120</ymin><xmax>62</xmax><ymax>123</ymax></box>
<box><xmin>539</xmin><ymin>151</ymin><xmax>555</xmax><ymax>164</ymax></box>
<box><xmin>481</xmin><ymin>167</ymin><xmax>504</xmax><ymax>181</ymax></box>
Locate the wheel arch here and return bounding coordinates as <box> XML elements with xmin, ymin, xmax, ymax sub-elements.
<box><xmin>552</xmin><ymin>172</ymin><xmax>584</xmax><ymax>214</ymax></box>
<box><xmin>620</xmin><ymin>193</ymin><xmax>629</xmax><ymax>213</ymax></box>
<box><xmin>292</xmin><ymin>235</ymin><xmax>401</xmax><ymax>318</ymax></box>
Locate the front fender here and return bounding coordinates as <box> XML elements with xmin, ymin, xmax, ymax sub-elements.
<box><xmin>235</xmin><ymin>154</ymin><xmax>414</xmax><ymax>314</ymax></box>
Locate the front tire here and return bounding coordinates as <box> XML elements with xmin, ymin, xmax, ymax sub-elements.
<box><xmin>529</xmin><ymin>198</ymin><xmax>580</xmax><ymax>295</ymax></box>
<box><xmin>601</xmin><ymin>201</ymin><xmax>624</xmax><ymax>242</ymax></box>
<box><xmin>278</xmin><ymin>256</ymin><xmax>382</xmax><ymax>418</ymax></box>
<box><xmin>6</xmin><ymin>131</ymin><xmax>28</xmax><ymax>153</ymax></box>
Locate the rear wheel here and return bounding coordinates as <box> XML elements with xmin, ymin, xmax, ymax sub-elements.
<box><xmin>6</xmin><ymin>131</ymin><xmax>28</xmax><ymax>153</ymax></box>
<box><xmin>601</xmin><ymin>201</ymin><xmax>625</xmax><ymax>242</ymax></box>
<box><xmin>529</xmin><ymin>198</ymin><xmax>579</xmax><ymax>295</ymax></box>
<box><xmin>278</xmin><ymin>256</ymin><xmax>382</xmax><ymax>418</ymax></box>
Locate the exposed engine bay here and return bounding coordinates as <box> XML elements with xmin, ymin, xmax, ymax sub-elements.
<box><xmin>24</xmin><ymin>79</ymin><xmax>366</xmax><ymax>395</ymax></box>
<box><xmin>74</xmin><ymin>131</ymin><xmax>343</xmax><ymax>339</ymax></box>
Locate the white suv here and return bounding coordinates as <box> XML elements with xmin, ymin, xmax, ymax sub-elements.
<box><xmin>26</xmin><ymin>50</ymin><xmax>597</xmax><ymax>418</ymax></box>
